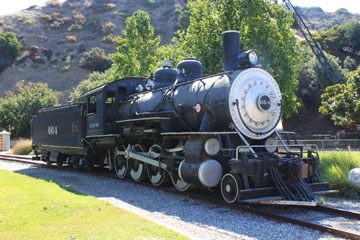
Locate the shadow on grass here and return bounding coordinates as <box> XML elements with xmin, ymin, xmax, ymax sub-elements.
<box><xmin>15</xmin><ymin>167</ymin><xmax>88</xmax><ymax>197</ymax></box>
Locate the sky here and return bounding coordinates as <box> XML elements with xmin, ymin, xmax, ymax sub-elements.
<box><xmin>290</xmin><ymin>0</ymin><xmax>360</xmax><ymax>14</ymax></box>
<box><xmin>0</xmin><ymin>0</ymin><xmax>359</xmax><ymax>16</ymax></box>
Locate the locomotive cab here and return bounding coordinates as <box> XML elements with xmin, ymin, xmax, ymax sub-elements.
<box><xmin>81</xmin><ymin>78</ymin><xmax>146</xmax><ymax>136</ymax></box>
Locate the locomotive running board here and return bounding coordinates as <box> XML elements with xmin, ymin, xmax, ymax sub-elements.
<box><xmin>252</xmin><ymin>199</ymin><xmax>317</xmax><ymax>206</ymax></box>
<box><xmin>116</xmin><ymin>117</ymin><xmax>170</xmax><ymax>123</ymax></box>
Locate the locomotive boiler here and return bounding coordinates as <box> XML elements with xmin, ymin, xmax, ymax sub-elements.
<box><xmin>32</xmin><ymin>31</ymin><xmax>333</xmax><ymax>204</ymax></box>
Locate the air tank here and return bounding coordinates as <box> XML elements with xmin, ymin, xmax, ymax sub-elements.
<box><xmin>153</xmin><ymin>60</ymin><xmax>177</xmax><ymax>90</ymax></box>
<box><xmin>176</xmin><ymin>58</ymin><xmax>203</xmax><ymax>84</ymax></box>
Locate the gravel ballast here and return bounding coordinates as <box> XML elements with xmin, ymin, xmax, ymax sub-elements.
<box><xmin>0</xmin><ymin>160</ymin><xmax>355</xmax><ymax>240</ymax></box>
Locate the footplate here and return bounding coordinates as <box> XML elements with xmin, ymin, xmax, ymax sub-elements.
<box><xmin>238</xmin><ymin>182</ymin><xmax>336</xmax><ymax>205</ymax></box>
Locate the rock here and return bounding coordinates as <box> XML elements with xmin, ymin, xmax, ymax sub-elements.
<box><xmin>29</xmin><ymin>45</ymin><xmax>39</xmax><ymax>57</ymax></box>
<box><xmin>41</xmin><ymin>48</ymin><xmax>53</xmax><ymax>61</ymax></box>
<box><xmin>348</xmin><ymin>168</ymin><xmax>360</xmax><ymax>189</ymax></box>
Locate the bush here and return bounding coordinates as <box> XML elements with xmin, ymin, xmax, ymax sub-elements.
<box><xmin>11</xmin><ymin>140</ymin><xmax>32</xmax><ymax>155</ymax></box>
<box><xmin>318</xmin><ymin>152</ymin><xmax>360</xmax><ymax>198</ymax></box>
<box><xmin>102</xmin><ymin>34</ymin><xmax>115</xmax><ymax>44</ymax></box>
<box><xmin>106</xmin><ymin>3</ymin><xmax>116</xmax><ymax>9</ymax></box>
<box><xmin>39</xmin><ymin>13</ymin><xmax>52</xmax><ymax>22</ymax></box>
<box><xmin>62</xmin><ymin>55</ymin><xmax>71</xmax><ymax>71</ymax></box>
<box><xmin>45</xmin><ymin>0</ymin><xmax>63</xmax><ymax>8</ymax></box>
<box><xmin>67</xmin><ymin>24</ymin><xmax>82</xmax><ymax>32</ymax></box>
<box><xmin>66</xmin><ymin>35</ymin><xmax>77</xmax><ymax>43</ymax></box>
<box><xmin>112</xmin><ymin>11</ymin><xmax>125</xmax><ymax>17</ymax></box>
<box><xmin>80</xmin><ymin>47</ymin><xmax>113</xmax><ymax>72</ymax></box>
<box><xmin>18</xmin><ymin>16</ymin><xmax>29</xmax><ymax>22</ymax></box>
<box><xmin>24</xmin><ymin>19</ymin><xmax>34</xmax><ymax>25</ymax></box>
<box><xmin>71</xmin><ymin>11</ymin><xmax>86</xmax><ymax>24</ymax></box>
<box><xmin>0</xmin><ymin>32</ymin><xmax>22</xmax><ymax>60</ymax></box>
<box><xmin>102</xmin><ymin>22</ymin><xmax>115</xmax><ymax>35</ymax></box>
<box><xmin>50</xmin><ymin>21</ymin><xmax>61</xmax><ymax>28</ymax></box>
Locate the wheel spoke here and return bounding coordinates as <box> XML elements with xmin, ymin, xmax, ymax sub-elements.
<box><xmin>129</xmin><ymin>144</ymin><xmax>146</xmax><ymax>182</ymax></box>
<box><xmin>147</xmin><ymin>144</ymin><xmax>167</xmax><ymax>186</ymax></box>
<box><xmin>170</xmin><ymin>170</ymin><xmax>190</xmax><ymax>192</ymax></box>
<box><xmin>114</xmin><ymin>145</ymin><xmax>128</xmax><ymax>179</ymax></box>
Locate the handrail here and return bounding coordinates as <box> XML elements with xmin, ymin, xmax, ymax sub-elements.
<box><xmin>234</xmin><ymin>144</ymin><xmax>319</xmax><ymax>160</ymax></box>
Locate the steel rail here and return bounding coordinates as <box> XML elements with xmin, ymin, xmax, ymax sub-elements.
<box><xmin>312</xmin><ymin>205</ymin><xmax>360</xmax><ymax>220</ymax></box>
<box><xmin>1</xmin><ymin>155</ymin><xmax>360</xmax><ymax>239</ymax></box>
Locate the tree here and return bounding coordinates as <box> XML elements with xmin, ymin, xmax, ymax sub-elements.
<box><xmin>166</xmin><ymin>0</ymin><xmax>300</xmax><ymax>117</ymax></box>
<box><xmin>80</xmin><ymin>47</ymin><xmax>113</xmax><ymax>72</ymax></box>
<box><xmin>70</xmin><ymin>69</ymin><xmax>113</xmax><ymax>101</ymax></box>
<box><xmin>314</xmin><ymin>19</ymin><xmax>360</xmax><ymax>62</ymax></box>
<box><xmin>319</xmin><ymin>67</ymin><xmax>360</xmax><ymax>130</ymax></box>
<box><xmin>110</xmin><ymin>10</ymin><xmax>161</xmax><ymax>79</ymax></box>
<box><xmin>344</xmin><ymin>56</ymin><xmax>357</xmax><ymax>71</ymax></box>
<box><xmin>297</xmin><ymin>45</ymin><xmax>347</xmax><ymax>106</ymax></box>
<box><xmin>0</xmin><ymin>32</ymin><xmax>22</xmax><ymax>59</ymax></box>
<box><xmin>0</xmin><ymin>32</ymin><xmax>22</xmax><ymax>72</ymax></box>
<box><xmin>0</xmin><ymin>81</ymin><xmax>58</xmax><ymax>138</ymax></box>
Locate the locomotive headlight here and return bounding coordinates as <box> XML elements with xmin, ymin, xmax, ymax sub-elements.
<box><xmin>237</xmin><ymin>49</ymin><xmax>260</xmax><ymax>66</ymax></box>
<box><xmin>204</xmin><ymin>138</ymin><xmax>220</xmax><ymax>156</ymax></box>
<box><xmin>248</xmin><ymin>50</ymin><xmax>259</xmax><ymax>65</ymax></box>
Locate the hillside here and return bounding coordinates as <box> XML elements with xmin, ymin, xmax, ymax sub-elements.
<box><xmin>295</xmin><ymin>7</ymin><xmax>360</xmax><ymax>31</ymax></box>
<box><xmin>0</xmin><ymin>0</ymin><xmax>186</xmax><ymax>101</ymax></box>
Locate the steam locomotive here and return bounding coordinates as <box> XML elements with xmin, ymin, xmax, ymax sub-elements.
<box><xmin>32</xmin><ymin>31</ymin><xmax>333</xmax><ymax>204</ymax></box>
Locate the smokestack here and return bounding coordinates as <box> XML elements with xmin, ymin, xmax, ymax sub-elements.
<box><xmin>222</xmin><ymin>31</ymin><xmax>240</xmax><ymax>71</ymax></box>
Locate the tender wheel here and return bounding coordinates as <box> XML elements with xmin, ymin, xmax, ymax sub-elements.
<box><xmin>56</xmin><ymin>153</ymin><xmax>66</xmax><ymax>167</ymax></box>
<box><xmin>84</xmin><ymin>149</ymin><xmax>94</xmax><ymax>171</ymax></box>
<box><xmin>83</xmin><ymin>157</ymin><xmax>93</xmax><ymax>172</ymax></box>
<box><xmin>46</xmin><ymin>159</ymin><xmax>52</xmax><ymax>166</ymax></box>
<box><xmin>114</xmin><ymin>145</ymin><xmax>128</xmax><ymax>179</ymax></box>
<box><xmin>129</xmin><ymin>144</ymin><xmax>146</xmax><ymax>182</ymax></box>
<box><xmin>44</xmin><ymin>152</ymin><xmax>51</xmax><ymax>165</ymax></box>
<box><xmin>147</xmin><ymin>144</ymin><xmax>168</xmax><ymax>186</ymax></box>
<box><xmin>56</xmin><ymin>159</ymin><xmax>64</xmax><ymax>167</ymax></box>
<box><xmin>221</xmin><ymin>173</ymin><xmax>242</xmax><ymax>203</ymax></box>
<box><xmin>170</xmin><ymin>169</ymin><xmax>190</xmax><ymax>192</ymax></box>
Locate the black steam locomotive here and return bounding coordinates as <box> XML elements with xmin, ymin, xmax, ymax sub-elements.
<box><xmin>32</xmin><ymin>31</ymin><xmax>333</xmax><ymax>204</ymax></box>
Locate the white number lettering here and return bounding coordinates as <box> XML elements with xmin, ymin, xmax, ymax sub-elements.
<box><xmin>48</xmin><ymin>126</ymin><xmax>58</xmax><ymax>135</ymax></box>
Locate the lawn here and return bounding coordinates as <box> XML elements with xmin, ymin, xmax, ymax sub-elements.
<box><xmin>0</xmin><ymin>170</ymin><xmax>188</xmax><ymax>240</ymax></box>
<box><xmin>318</xmin><ymin>152</ymin><xmax>360</xmax><ymax>198</ymax></box>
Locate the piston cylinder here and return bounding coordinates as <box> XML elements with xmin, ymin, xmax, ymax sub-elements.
<box><xmin>179</xmin><ymin>159</ymin><xmax>223</xmax><ymax>187</ymax></box>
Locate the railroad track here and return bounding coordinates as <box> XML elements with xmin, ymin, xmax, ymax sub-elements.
<box><xmin>1</xmin><ymin>154</ymin><xmax>360</xmax><ymax>240</ymax></box>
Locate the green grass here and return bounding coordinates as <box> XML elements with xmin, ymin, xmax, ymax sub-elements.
<box><xmin>318</xmin><ymin>152</ymin><xmax>360</xmax><ymax>198</ymax></box>
<box><xmin>0</xmin><ymin>170</ymin><xmax>188</xmax><ymax>240</ymax></box>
